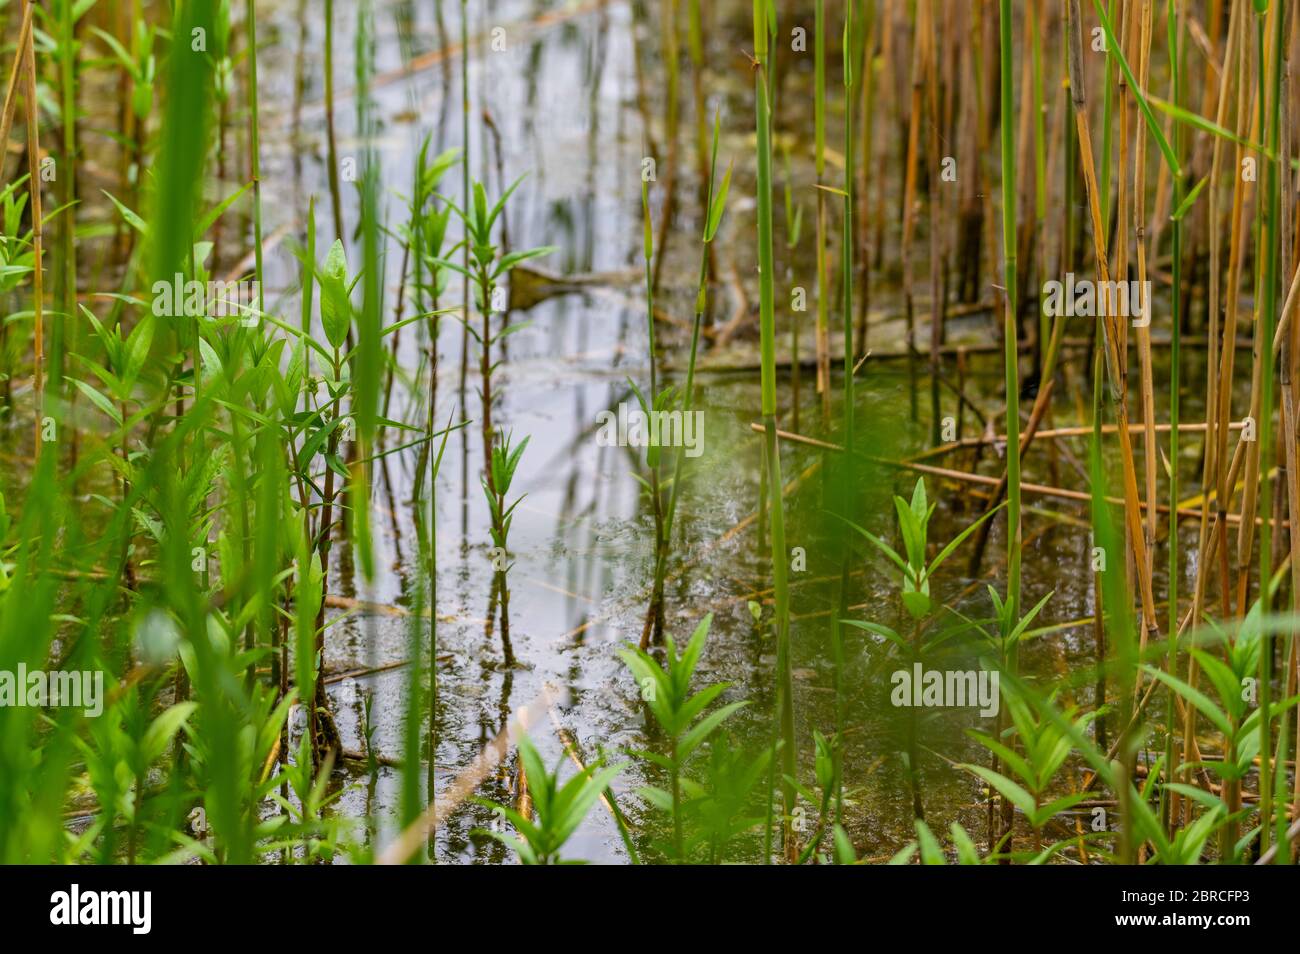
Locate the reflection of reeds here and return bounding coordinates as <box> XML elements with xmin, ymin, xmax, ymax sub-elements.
<box><xmin>638</xmin><ymin>180</ymin><xmax>667</xmax><ymax>648</ymax></box>
<box><xmin>645</xmin><ymin>114</ymin><xmax>730</xmax><ymax>652</ymax></box>
<box><xmin>9</xmin><ymin>0</ymin><xmax>1300</xmax><ymax>868</ymax></box>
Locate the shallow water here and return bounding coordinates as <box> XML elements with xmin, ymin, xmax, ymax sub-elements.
<box><xmin>28</xmin><ymin>0</ymin><xmax>1233</xmax><ymax>863</ymax></box>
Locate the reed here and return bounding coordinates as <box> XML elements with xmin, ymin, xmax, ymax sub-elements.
<box><xmin>814</xmin><ymin>0</ymin><xmax>830</xmax><ymax>424</ymax></box>
<box><xmin>22</xmin><ymin>0</ymin><xmax>41</xmax><ymax>460</ymax></box>
<box><xmin>998</xmin><ymin>0</ymin><xmax>1021</xmax><ymax>628</ymax></box>
<box><xmin>751</xmin><ymin>0</ymin><xmax>794</xmax><ymax>862</ymax></box>
<box><xmin>4</xmin><ymin>0</ymin><xmax>1300</xmax><ymax>871</ymax></box>
<box><xmin>323</xmin><ymin>0</ymin><xmax>342</xmax><ymax>241</ymax></box>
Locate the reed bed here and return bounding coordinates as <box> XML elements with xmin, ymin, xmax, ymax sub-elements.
<box><xmin>0</xmin><ymin>0</ymin><xmax>1296</xmax><ymax>869</ymax></box>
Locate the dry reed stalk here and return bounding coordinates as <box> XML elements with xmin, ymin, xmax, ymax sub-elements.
<box><xmin>0</xmin><ymin>1</ymin><xmax>33</xmax><ymax>174</ymax></box>
<box><xmin>1066</xmin><ymin>0</ymin><xmax>1159</xmax><ymax>643</ymax></box>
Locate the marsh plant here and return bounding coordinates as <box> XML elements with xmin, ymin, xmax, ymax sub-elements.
<box><xmin>435</xmin><ymin>177</ymin><xmax>553</xmax><ymax>502</ymax></box>
<box><xmin>475</xmin><ymin>732</ymin><xmax>625</xmax><ymax>866</ymax></box>
<box><xmin>618</xmin><ymin>614</ymin><xmax>755</xmax><ymax>862</ymax></box>
<box><xmin>842</xmin><ymin>478</ymin><xmax>1002</xmax><ymax>820</ymax></box>
<box><xmin>3</xmin><ymin>0</ymin><xmax>1300</xmax><ymax>874</ymax></box>
<box><xmin>483</xmin><ymin>429</ymin><xmax>528</xmax><ymax>666</ymax></box>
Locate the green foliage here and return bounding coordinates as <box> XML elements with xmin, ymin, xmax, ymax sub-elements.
<box><xmin>475</xmin><ymin>732</ymin><xmax>624</xmax><ymax>865</ymax></box>
<box><xmin>890</xmin><ymin>820</ymin><xmax>995</xmax><ymax>865</ymax></box>
<box><xmin>482</xmin><ymin>430</ymin><xmax>528</xmax><ymax>552</ymax></box>
<box><xmin>841</xmin><ymin>478</ymin><xmax>1004</xmax><ymax>622</ymax></box>
<box><xmin>618</xmin><ymin>614</ymin><xmax>749</xmax><ymax>861</ymax></box>
<box><xmin>961</xmin><ymin>689</ymin><xmax>1095</xmax><ymax>835</ymax></box>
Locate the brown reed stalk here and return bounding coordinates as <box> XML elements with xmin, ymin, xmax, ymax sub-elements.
<box><xmin>1066</xmin><ymin>0</ymin><xmax>1160</xmax><ymax>645</ymax></box>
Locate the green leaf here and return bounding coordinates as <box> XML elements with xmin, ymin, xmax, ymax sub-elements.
<box><xmin>915</xmin><ymin>820</ymin><xmax>946</xmax><ymax>865</ymax></box>
<box><xmin>950</xmin><ymin>823</ymin><xmax>982</xmax><ymax>865</ymax></box>
<box><xmin>1171</xmin><ymin>173</ymin><xmax>1209</xmax><ymax>222</ymax></box>
<box><xmin>840</xmin><ymin>618</ymin><xmax>908</xmax><ymax>650</ymax></box>
<box><xmin>965</xmin><ymin>729</ymin><xmax>1033</xmax><ymax>789</ymax></box>
<box><xmin>1090</xmin><ymin>0</ymin><xmax>1180</xmax><ymax>176</ymax></box>
<box><xmin>320</xmin><ymin>239</ymin><xmax>351</xmax><ymax>350</ymax></box>
<box><xmin>961</xmin><ymin>763</ymin><xmax>1036</xmax><ymax>817</ymax></box>
<box><xmin>142</xmin><ymin>702</ymin><xmax>198</xmax><ymax>764</ymax></box>
<box><xmin>492</xmin><ymin>245</ymin><xmax>556</xmax><ymax>280</ymax></box>
<box><xmin>73</xmin><ymin>379</ymin><xmax>123</xmax><ymax>425</ymax></box>
<box><xmin>1144</xmin><ymin>665</ymin><xmax>1232</xmax><ymax>737</ymax></box>
<box><xmin>835</xmin><ymin>514</ymin><xmax>909</xmax><ymax>575</ymax></box>
<box><xmin>705</xmin><ymin>160</ymin><xmax>733</xmax><ymax>242</ymax></box>
<box><xmin>832</xmin><ymin>824</ymin><xmax>857</xmax><ymax>864</ymax></box>
<box><xmin>679</xmin><ymin>700</ymin><xmax>748</xmax><ymax>760</ymax></box>
<box><xmin>927</xmin><ymin>501</ymin><xmax>1006</xmax><ymax>576</ymax></box>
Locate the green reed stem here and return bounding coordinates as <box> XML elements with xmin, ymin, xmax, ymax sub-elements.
<box><xmin>1099</xmin><ymin>0</ymin><xmax>1115</xmax><ymax>240</ymax></box>
<box><xmin>753</xmin><ymin>0</ymin><xmax>794</xmax><ymax>861</ymax></box>
<box><xmin>830</xmin><ymin>0</ymin><xmax>858</xmax><ymax>827</ymax></box>
<box><xmin>998</xmin><ymin>0</ymin><xmax>1021</xmax><ymax>624</ymax></box>
<box><xmin>323</xmin><ymin>0</ymin><xmax>343</xmax><ymax>241</ymax></box>
<box><xmin>814</xmin><ymin>0</ymin><xmax>829</xmax><ymax>425</ymax></box>
<box><xmin>246</xmin><ymin>0</ymin><xmax>265</xmax><ymax>316</ymax></box>
<box><xmin>1162</xmin><ymin>0</ymin><xmax>1182</xmax><ymax>836</ymax></box>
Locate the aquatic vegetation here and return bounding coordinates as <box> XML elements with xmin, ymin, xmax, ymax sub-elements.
<box><xmin>475</xmin><ymin>731</ymin><xmax>624</xmax><ymax>866</ymax></box>
<box><xmin>0</xmin><ymin>0</ymin><xmax>1298</xmax><ymax>885</ymax></box>
<box><xmin>482</xmin><ymin>429</ymin><xmax>527</xmax><ymax>665</ymax></box>
<box><xmin>618</xmin><ymin>613</ymin><xmax>749</xmax><ymax>862</ymax></box>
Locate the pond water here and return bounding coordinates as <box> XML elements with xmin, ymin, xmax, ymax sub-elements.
<box><xmin>114</xmin><ymin>0</ymin><xmax>1226</xmax><ymax>862</ymax></box>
